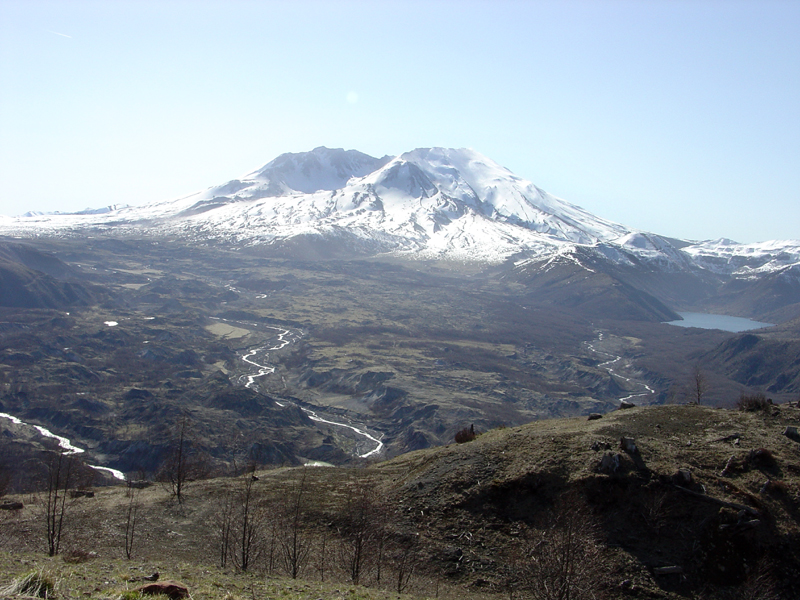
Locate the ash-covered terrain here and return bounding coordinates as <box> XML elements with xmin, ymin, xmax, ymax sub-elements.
<box><xmin>0</xmin><ymin>147</ymin><xmax>798</xmax><ymax>484</ymax></box>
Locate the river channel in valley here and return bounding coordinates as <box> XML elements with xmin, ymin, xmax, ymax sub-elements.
<box><xmin>586</xmin><ymin>332</ymin><xmax>655</xmax><ymax>404</ymax></box>
<box><xmin>227</xmin><ymin>319</ymin><xmax>385</xmax><ymax>459</ymax></box>
<box><xmin>0</xmin><ymin>318</ymin><xmax>383</xmax><ymax>484</ymax></box>
<box><xmin>0</xmin><ymin>410</ymin><xmax>125</xmax><ymax>480</ymax></box>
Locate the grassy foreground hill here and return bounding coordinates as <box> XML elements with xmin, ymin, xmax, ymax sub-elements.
<box><xmin>2</xmin><ymin>403</ymin><xmax>800</xmax><ymax>599</ymax></box>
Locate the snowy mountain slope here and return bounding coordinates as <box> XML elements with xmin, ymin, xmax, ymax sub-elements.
<box><xmin>1</xmin><ymin>146</ymin><xmax>797</xmax><ymax>276</ymax></box>
<box><xmin>246</xmin><ymin>146</ymin><xmax>391</xmax><ymax>194</ymax></box>
<box><xmin>0</xmin><ymin>147</ymin><xmax>636</xmax><ymax>262</ymax></box>
<box><xmin>682</xmin><ymin>238</ymin><xmax>800</xmax><ymax>278</ymax></box>
<box><xmin>399</xmin><ymin>147</ymin><xmax>627</xmax><ymax>243</ymax></box>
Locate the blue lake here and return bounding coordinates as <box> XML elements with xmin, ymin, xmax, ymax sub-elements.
<box><xmin>665</xmin><ymin>312</ymin><xmax>774</xmax><ymax>333</ymax></box>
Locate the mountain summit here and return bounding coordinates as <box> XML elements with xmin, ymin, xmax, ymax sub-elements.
<box><xmin>244</xmin><ymin>146</ymin><xmax>392</xmax><ymax>196</ymax></box>
<box><xmin>6</xmin><ymin>146</ymin><xmax>638</xmax><ymax>262</ymax></box>
<box><xmin>2</xmin><ymin>146</ymin><xmax>799</xmax><ymax>278</ymax></box>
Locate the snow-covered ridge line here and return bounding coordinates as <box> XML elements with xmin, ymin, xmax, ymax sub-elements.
<box><xmin>0</xmin><ymin>146</ymin><xmax>797</xmax><ymax>273</ymax></box>
<box><xmin>682</xmin><ymin>238</ymin><xmax>800</xmax><ymax>276</ymax></box>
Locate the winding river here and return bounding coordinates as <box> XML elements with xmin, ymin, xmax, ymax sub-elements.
<box><xmin>0</xmin><ymin>411</ymin><xmax>125</xmax><ymax>480</ymax></box>
<box><xmin>586</xmin><ymin>332</ymin><xmax>655</xmax><ymax>403</ymax></box>
<box><xmin>0</xmin><ymin>318</ymin><xmax>383</xmax><ymax>485</ymax></box>
<box><xmin>230</xmin><ymin>321</ymin><xmax>385</xmax><ymax>459</ymax></box>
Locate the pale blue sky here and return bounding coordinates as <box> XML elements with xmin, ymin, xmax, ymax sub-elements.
<box><xmin>1</xmin><ymin>0</ymin><xmax>798</xmax><ymax>243</ymax></box>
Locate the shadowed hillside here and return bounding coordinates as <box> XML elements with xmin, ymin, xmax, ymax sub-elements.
<box><xmin>0</xmin><ymin>240</ymin><xmax>102</xmax><ymax>308</ymax></box>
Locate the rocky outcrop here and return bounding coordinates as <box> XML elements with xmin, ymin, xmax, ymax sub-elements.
<box><xmin>135</xmin><ymin>581</ymin><xmax>189</xmax><ymax>599</ymax></box>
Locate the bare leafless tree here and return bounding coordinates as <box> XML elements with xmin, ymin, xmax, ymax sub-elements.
<box><xmin>216</xmin><ymin>488</ymin><xmax>236</xmax><ymax>568</ymax></box>
<box><xmin>390</xmin><ymin>534</ymin><xmax>418</xmax><ymax>594</ymax></box>
<box><xmin>41</xmin><ymin>450</ymin><xmax>75</xmax><ymax>557</ymax></box>
<box><xmin>338</xmin><ymin>478</ymin><xmax>384</xmax><ymax>585</ymax></box>
<box><xmin>278</xmin><ymin>469</ymin><xmax>311</xmax><ymax>579</ymax></box>
<box><xmin>515</xmin><ymin>499</ymin><xmax>605</xmax><ymax>600</ymax></box>
<box><xmin>316</xmin><ymin>528</ymin><xmax>329</xmax><ymax>582</ymax></box>
<box><xmin>266</xmin><ymin>516</ymin><xmax>280</xmax><ymax>575</ymax></box>
<box><xmin>123</xmin><ymin>480</ymin><xmax>141</xmax><ymax>560</ymax></box>
<box><xmin>234</xmin><ymin>467</ymin><xmax>269</xmax><ymax>572</ymax></box>
<box><xmin>163</xmin><ymin>413</ymin><xmax>190</xmax><ymax>502</ymax></box>
<box><xmin>215</xmin><ymin>465</ymin><xmax>271</xmax><ymax>572</ymax></box>
<box><xmin>156</xmin><ymin>412</ymin><xmax>209</xmax><ymax>503</ymax></box>
<box><xmin>692</xmin><ymin>364</ymin><xmax>709</xmax><ymax>405</ymax></box>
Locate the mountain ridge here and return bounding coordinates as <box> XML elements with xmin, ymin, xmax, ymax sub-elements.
<box><xmin>2</xmin><ymin>146</ymin><xmax>795</xmax><ymax>255</ymax></box>
<box><xmin>2</xmin><ymin>146</ymin><xmax>799</xmax><ymax>320</ymax></box>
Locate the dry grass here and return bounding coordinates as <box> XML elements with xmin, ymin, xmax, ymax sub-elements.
<box><xmin>0</xmin><ymin>553</ymin><xmax>434</xmax><ymax>600</ymax></box>
<box><xmin>3</xmin><ymin>404</ymin><xmax>800</xmax><ymax>599</ymax></box>
<box><xmin>0</xmin><ymin>567</ymin><xmax>57</xmax><ymax>599</ymax></box>
<box><xmin>204</xmin><ymin>322</ymin><xmax>252</xmax><ymax>339</ymax></box>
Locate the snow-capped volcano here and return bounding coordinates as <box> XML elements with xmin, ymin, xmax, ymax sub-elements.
<box><xmin>2</xmin><ymin>146</ymin><xmax>798</xmax><ymax>273</ymax></box>
<box><xmin>0</xmin><ymin>146</ymin><xmax>634</xmax><ymax>262</ymax></box>
<box><xmin>3</xmin><ymin>145</ymin><xmax>799</xmax><ymax>321</ymax></box>
<box><xmin>201</xmin><ymin>146</ymin><xmax>639</xmax><ymax>260</ymax></box>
